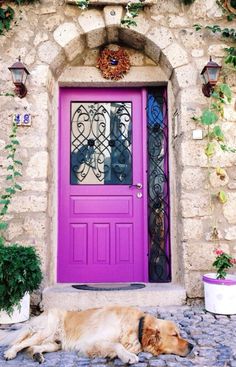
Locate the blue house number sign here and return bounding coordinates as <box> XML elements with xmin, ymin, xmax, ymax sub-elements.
<box><xmin>13</xmin><ymin>113</ymin><xmax>32</xmax><ymax>126</ymax></box>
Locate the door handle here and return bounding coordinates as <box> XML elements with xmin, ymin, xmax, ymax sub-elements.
<box><xmin>129</xmin><ymin>183</ymin><xmax>143</xmax><ymax>189</ymax></box>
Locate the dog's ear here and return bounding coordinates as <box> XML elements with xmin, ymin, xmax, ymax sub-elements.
<box><xmin>142</xmin><ymin>326</ymin><xmax>160</xmax><ymax>349</ymax></box>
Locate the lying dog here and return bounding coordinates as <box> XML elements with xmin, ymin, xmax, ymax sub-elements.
<box><xmin>0</xmin><ymin>306</ymin><xmax>193</xmax><ymax>364</ymax></box>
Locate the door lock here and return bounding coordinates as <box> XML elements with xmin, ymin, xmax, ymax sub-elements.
<box><xmin>129</xmin><ymin>183</ymin><xmax>143</xmax><ymax>189</ymax></box>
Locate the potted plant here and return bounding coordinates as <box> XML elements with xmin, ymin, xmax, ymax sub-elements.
<box><xmin>0</xmin><ymin>121</ymin><xmax>42</xmax><ymax>323</ymax></box>
<box><xmin>203</xmin><ymin>249</ymin><xmax>236</xmax><ymax>315</ymax></box>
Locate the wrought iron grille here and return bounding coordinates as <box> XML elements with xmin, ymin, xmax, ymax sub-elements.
<box><xmin>70</xmin><ymin>102</ymin><xmax>132</xmax><ymax>185</ymax></box>
<box><xmin>147</xmin><ymin>88</ymin><xmax>171</xmax><ymax>282</ymax></box>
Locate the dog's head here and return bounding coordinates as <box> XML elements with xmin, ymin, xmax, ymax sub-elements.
<box><xmin>141</xmin><ymin>315</ymin><xmax>194</xmax><ymax>357</ymax></box>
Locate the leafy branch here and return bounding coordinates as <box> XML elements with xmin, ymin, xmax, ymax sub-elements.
<box><xmin>0</xmin><ymin>123</ymin><xmax>22</xmax><ymax>246</ymax></box>
<box><xmin>76</xmin><ymin>0</ymin><xmax>89</xmax><ymax>10</ymax></box>
<box><xmin>194</xmin><ymin>23</ymin><xmax>236</xmax><ymax>69</ymax></box>
<box><xmin>121</xmin><ymin>1</ymin><xmax>145</xmax><ymax>28</ymax></box>
<box><xmin>0</xmin><ymin>0</ymin><xmax>37</xmax><ymax>35</ymax></box>
<box><xmin>192</xmin><ymin>83</ymin><xmax>233</xmax><ymax>210</ymax></box>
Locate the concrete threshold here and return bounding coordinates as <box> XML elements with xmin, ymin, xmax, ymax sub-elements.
<box><xmin>41</xmin><ymin>283</ymin><xmax>186</xmax><ymax>311</ymax></box>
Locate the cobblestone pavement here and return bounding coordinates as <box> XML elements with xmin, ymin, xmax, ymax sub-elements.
<box><xmin>0</xmin><ymin>305</ymin><xmax>236</xmax><ymax>367</ymax></box>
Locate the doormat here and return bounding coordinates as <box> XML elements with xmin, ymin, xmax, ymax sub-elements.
<box><xmin>72</xmin><ymin>283</ymin><xmax>146</xmax><ymax>291</ymax></box>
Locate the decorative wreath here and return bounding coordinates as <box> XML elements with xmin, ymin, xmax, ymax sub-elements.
<box><xmin>220</xmin><ymin>0</ymin><xmax>236</xmax><ymax>14</ymax></box>
<box><xmin>97</xmin><ymin>47</ymin><xmax>131</xmax><ymax>81</ymax></box>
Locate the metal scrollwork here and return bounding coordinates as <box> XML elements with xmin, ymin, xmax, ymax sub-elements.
<box><xmin>147</xmin><ymin>88</ymin><xmax>171</xmax><ymax>282</ymax></box>
<box><xmin>71</xmin><ymin>102</ymin><xmax>132</xmax><ymax>185</ymax></box>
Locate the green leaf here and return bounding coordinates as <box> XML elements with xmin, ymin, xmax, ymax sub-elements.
<box><xmin>11</xmin><ymin>140</ymin><xmax>19</xmax><ymax>145</ymax></box>
<box><xmin>0</xmin><ymin>199</ymin><xmax>10</xmax><ymax>205</ymax></box>
<box><xmin>6</xmin><ymin>175</ymin><xmax>13</xmax><ymax>181</ymax></box>
<box><xmin>212</xmin><ymin>125</ymin><xmax>224</xmax><ymax>141</ymax></box>
<box><xmin>201</xmin><ymin>109</ymin><xmax>218</xmax><ymax>125</ymax></box>
<box><xmin>0</xmin><ymin>222</ymin><xmax>8</xmax><ymax>230</ymax></box>
<box><xmin>14</xmin><ymin>172</ymin><xmax>22</xmax><ymax>177</ymax></box>
<box><xmin>218</xmin><ymin>190</ymin><xmax>228</xmax><ymax>204</ymax></box>
<box><xmin>219</xmin><ymin>84</ymin><xmax>232</xmax><ymax>103</ymax></box>
<box><xmin>14</xmin><ymin>184</ymin><xmax>22</xmax><ymax>191</ymax></box>
<box><xmin>7</xmin><ymin>165</ymin><xmax>14</xmax><ymax>171</ymax></box>
<box><xmin>13</xmin><ymin>160</ymin><xmax>22</xmax><ymax>166</ymax></box>
<box><xmin>205</xmin><ymin>142</ymin><xmax>216</xmax><ymax>157</ymax></box>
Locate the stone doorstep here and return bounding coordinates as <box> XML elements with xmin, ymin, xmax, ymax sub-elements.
<box><xmin>41</xmin><ymin>283</ymin><xmax>186</xmax><ymax>311</ymax></box>
<box><xmin>66</xmin><ymin>0</ymin><xmax>157</xmax><ymax>5</ymax></box>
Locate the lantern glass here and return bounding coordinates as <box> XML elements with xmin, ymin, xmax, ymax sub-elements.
<box><xmin>201</xmin><ymin>70</ymin><xmax>209</xmax><ymax>84</ymax></box>
<box><xmin>207</xmin><ymin>67</ymin><xmax>220</xmax><ymax>85</ymax></box>
<box><xmin>11</xmin><ymin>69</ymin><xmax>24</xmax><ymax>84</ymax></box>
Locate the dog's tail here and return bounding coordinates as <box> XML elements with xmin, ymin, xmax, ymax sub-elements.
<box><xmin>0</xmin><ymin>326</ymin><xmax>30</xmax><ymax>346</ymax></box>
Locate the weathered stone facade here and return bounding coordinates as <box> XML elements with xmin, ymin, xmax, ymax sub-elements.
<box><xmin>0</xmin><ymin>0</ymin><xmax>236</xmax><ymax>301</ymax></box>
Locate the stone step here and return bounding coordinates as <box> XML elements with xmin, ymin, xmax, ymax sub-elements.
<box><xmin>41</xmin><ymin>283</ymin><xmax>186</xmax><ymax>311</ymax></box>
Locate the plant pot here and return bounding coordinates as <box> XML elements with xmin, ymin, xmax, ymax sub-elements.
<box><xmin>203</xmin><ymin>273</ymin><xmax>236</xmax><ymax>315</ymax></box>
<box><xmin>0</xmin><ymin>293</ymin><xmax>30</xmax><ymax>324</ymax></box>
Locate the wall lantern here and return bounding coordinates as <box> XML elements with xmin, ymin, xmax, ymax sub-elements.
<box><xmin>8</xmin><ymin>56</ymin><xmax>30</xmax><ymax>98</ymax></box>
<box><xmin>200</xmin><ymin>56</ymin><xmax>221</xmax><ymax>97</ymax></box>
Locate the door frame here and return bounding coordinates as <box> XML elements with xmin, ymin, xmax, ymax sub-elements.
<box><xmin>57</xmin><ymin>87</ymin><xmax>149</xmax><ymax>283</ymax></box>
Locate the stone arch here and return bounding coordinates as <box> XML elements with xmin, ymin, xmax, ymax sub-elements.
<box><xmin>45</xmin><ymin>8</ymin><xmax>201</xmax><ymax>287</ymax></box>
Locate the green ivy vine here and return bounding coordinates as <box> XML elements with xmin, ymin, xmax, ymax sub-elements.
<box><xmin>0</xmin><ymin>0</ymin><xmax>37</xmax><ymax>35</ymax></box>
<box><xmin>192</xmin><ymin>82</ymin><xmax>234</xmax><ymax>238</ymax></box>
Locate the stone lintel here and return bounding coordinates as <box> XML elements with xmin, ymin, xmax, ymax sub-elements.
<box><xmin>66</xmin><ymin>0</ymin><xmax>157</xmax><ymax>5</ymax></box>
<box><xmin>58</xmin><ymin>66</ymin><xmax>168</xmax><ymax>86</ymax></box>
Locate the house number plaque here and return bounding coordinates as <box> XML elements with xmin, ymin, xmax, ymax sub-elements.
<box><xmin>13</xmin><ymin>113</ymin><xmax>32</xmax><ymax>126</ymax></box>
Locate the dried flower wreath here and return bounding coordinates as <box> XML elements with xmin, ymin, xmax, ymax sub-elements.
<box><xmin>97</xmin><ymin>47</ymin><xmax>131</xmax><ymax>80</ymax></box>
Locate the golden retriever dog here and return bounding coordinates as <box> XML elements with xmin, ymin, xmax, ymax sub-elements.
<box><xmin>0</xmin><ymin>306</ymin><xmax>193</xmax><ymax>364</ymax></box>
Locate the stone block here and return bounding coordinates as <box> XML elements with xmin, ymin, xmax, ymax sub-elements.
<box><xmin>6</xmin><ymin>221</ymin><xmax>24</xmax><ymax>241</ymax></box>
<box><xmin>64</xmin><ymin>35</ymin><xmax>86</xmax><ymax>62</ymax></box>
<box><xmin>208</xmin><ymin>44</ymin><xmax>228</xmax><ymax>57</ymax></box>
<box><xmin>103</xmin><ymin>5</ymin><xmax>122</xmax><ymax>27</ymax></box>
<box><xmin>53</xmin><ymin>23</ymin><xmax>80</xmax><ymax>48</ymax></box>
<box><xmin>43</xmin><ymin>14</ymin><xmax>65</xmax><ymax>32</ymax></box>
<box><xmin>30</xmin><ymin>65</ymin><xmax>50</xmax><ymax>88</ymax></box>
<box><xmin>167</xmin><ymin>15</ymin><xmax>190</xmax><ymax>28</ymax></box>
<box><xmin>182</xmin><ymin>218</ymin><xmax>204</xmax><ymax>241</ymax></box>
<box><xmin>180</xmin><ymin>140</ymin><xmax>207</xmax><ymax>167</ymax></box>
<box><xmin>86</xmin><ymin>29</ymin><xmax>107</xmax><ymax>49</ymax></box>
<box><xmin>225</xmin><ymin>226</ymin><xmax>236</xmax><ymax>241</ymax></box>
<box><xmin>223</xmin><ymin>192</ymin><xmax>236</xmax><ymax>224</ymax></box>
<box><xmin>191</xmin><ymin>48</ymin><xmax>204</xmax><ymax>58</ymax></box>
<box><xmin>21</xmin><ymin>180</ymin><xmax>48</xmax><ymax>192</ymax></box>
<box><xmin>183</xmin><ymin>242</ymin><xmax>222</xmax><ymax>271</ymax></box>
<box><xmin>18</xmin><ymin>134</ymin><xmax>48</xmax><ymax>149</ymax></box>
<box><xmin>144</xmin><ymin>42</ymin><xmax>161</xmax><ymax>65</ymax></box>
<box><xmin>179</xmin><ymin>28</ymin><xmax>204</xmax><ymax>49</ymax></box>
<box><xmin>9</xmin><ymin>195</ymin><xmax>47</xmax><ymax>213</ymax></box>
<box><xmin>171</xmin><ymin>63</ymin><xmax>198</xmax><ymax>93</ymax></box>
<box><xmin>38</xmin><ymin>41</ymin><xmax>62</xmax><ymax>64</ymax></box>
<box><xmin>78</xmin><ymin>9</ymin><xmax>105</xmax><ymax>33</ymax></box>
<box><xmin>161</xmin><ymin>42</ymin><xmax>189</xmax><ymax>69</ymax></box>
<box><xmin>181</xmin><ymin>193</ymin><xmax>211</xmax><ymax>218</ymax></box>
<box><xmin>181</xmin><ymin>167</ymin><xmax>206</xmax><ymax>191</ymax></box>
<box><xmin>119</xmin><ymin>28</ymin><xmax>146</xmax><ymax>51</ymax></box>
<box><xmin>34</xmin><ymin>33</ymin><xmax>49</xmax><ymax>47</ymax></box>
<box><xmin>23</xmin><ymin>215</ymin><xmax>47</xmax><ymax>239</ymax></box>
<box><xmin>146</xmin><ymin>27</ymin><xmax>174</xmax><ymax>51</ymax></box>
<box><xmin>151</xmin><ymin>0</ymin><xmax>181</xmax><ymax>14</ymax></box>
<box><xmin>209</xmin><ymin>169</ymin><xmax>229</xmax><ymax>188</ymax></box>
<box><xmin>185</xmin><ymin>270</ymin><xmax>204</xmax><ymax>298</ymax></box>
<box><xmin>26</xmin><ymin>151</ymin><xmax>48</xmax><ymax>179</ymax></box>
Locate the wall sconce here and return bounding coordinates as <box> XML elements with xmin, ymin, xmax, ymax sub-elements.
<box><xmin>8</xmin><ymin>56</ymin><xmax>30</xmax><ymax>98</ymax></box>
<box><xmin>200</xmin><ymin>57</ymin><xmax>221</xmax><ymax>98</ymax></box>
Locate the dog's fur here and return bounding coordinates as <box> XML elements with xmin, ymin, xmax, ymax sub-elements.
<box><xmin>0</xmin><ymin>306</ymin><xmax>193</xmax><ymax>364</ymax></box>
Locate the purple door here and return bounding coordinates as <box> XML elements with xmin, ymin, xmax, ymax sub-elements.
<box><xmin>58</xmin><ymin>88</ymin><xmax>148</xmax><ymax>283</ymax></box>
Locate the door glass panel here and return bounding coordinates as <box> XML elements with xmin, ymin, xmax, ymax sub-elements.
<box><xmin>71</xmin><ymin>102</ymin><xmax>132</xmax><ymax>185</ymax></box>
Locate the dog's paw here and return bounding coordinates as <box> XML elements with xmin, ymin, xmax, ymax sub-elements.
<box><xmin>33</xmin><ymin>352</ymin><xmax>45</xmax><ymax>364</ymax></box>
<box><xmin>4</xmin><ymin>349</ymin><xmax>17</xmax><ymax>360</ymax></box>
<box><xmin>121</xmin><ymin>352</ymin><xmax>139</xmax><ymax>364</ymax></box>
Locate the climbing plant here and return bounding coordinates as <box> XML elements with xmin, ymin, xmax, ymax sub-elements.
<box><xmin>192</xmin><ymin>82</ymin><xmax>233</xmax><ymax>239</ymax></box>
<box><xmin>0</xmin><ymin>0</ymin><xmax>38</xmax><ymax>35</ymax></box>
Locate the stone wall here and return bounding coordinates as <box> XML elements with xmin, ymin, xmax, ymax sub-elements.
<box><xmin>0</xmin><ymin>0</ymin><xmax>236</xmax><ymax>300</ymax></box>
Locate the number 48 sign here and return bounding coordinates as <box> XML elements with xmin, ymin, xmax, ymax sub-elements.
<box><xmin>13</xmin><ymin>113</ymin><xmax>32</xmax><ymax>126</ymax></box>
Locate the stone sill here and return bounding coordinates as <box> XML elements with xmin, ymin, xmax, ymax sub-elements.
<box><xmin>66</xmin><ymin>0</ymin><xmax>157</xmax><ymax>5</ymax></box>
